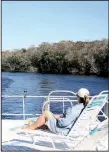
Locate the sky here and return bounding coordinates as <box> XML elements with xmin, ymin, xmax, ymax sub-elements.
<box><xmin>2</xmin><ymin>1</ymin><xmax>108</xmax><ymax>51</ymax></box>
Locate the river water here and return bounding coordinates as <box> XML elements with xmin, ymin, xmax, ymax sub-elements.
<box><xmin>2</xmin><ymin>72</ymin><xmax>108</xmax><ymax>119</ymax></box>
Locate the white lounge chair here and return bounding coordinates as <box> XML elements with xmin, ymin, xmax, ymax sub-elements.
<box><xmin>73</xmin><ymin>118</ymin><xmax>108</xmax><ymax>150</ymax></box>
<box><xmin>3</xmin><ymin>91</ymin><xmax>108</xmax><ymax>151</ymax></box>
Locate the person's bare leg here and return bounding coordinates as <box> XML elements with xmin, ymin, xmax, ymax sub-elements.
<box><xmin>26</xmin><ymin>113</ymin><xmax>61</xmax><ymax>125</ymax></box>
<box><xmin>24</xmin><ymin>111</ymin><xmax>62</xmax><ymax>130</ymax></box>
<box><xmin>24</xmin><ymin>114</ymin><xmax>46</xmax><ymax>130</ymax></box>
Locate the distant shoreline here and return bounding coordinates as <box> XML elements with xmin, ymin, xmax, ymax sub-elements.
<box><xmin>2</xmin><ymin>71</ymin><xmax>107</xmax><ymax>78</ymax></box>
<box><xmin>2</xmin><ymin>39</ymin><xmax>108</xmax><ymax>77</ymax></box>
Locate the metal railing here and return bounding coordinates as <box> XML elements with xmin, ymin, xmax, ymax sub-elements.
<box><xmin>2</xmin><ymin>90</ymin><xmax>79</xmax><ymax>120</ymax></box>
<box><xmin>2</xmin><ymin>90</ymin><xmax>108</xmax><ymax>120</ymax></box>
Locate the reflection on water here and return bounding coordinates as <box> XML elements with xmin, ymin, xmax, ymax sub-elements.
<box><xmin>2</xmin><ymin>77</ymin><xmax>14</xmax><ymax>92</ymax></box>
<box><xmin>39</xmin><ymin>79</ymin><xmax>54</xmax><ymax>95</ymax></box>
<box><xmin>2</xmin><ymin>72</ymin><xmax>108</xmax><ymax>119</ymax></box>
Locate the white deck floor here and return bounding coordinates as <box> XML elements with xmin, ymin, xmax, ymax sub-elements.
<box><xmin>2</xmin><ymin>120</ymin><xmax>25</xmax><ymax>142</ymax></box>
<box><xmin>2</xmin><ymin>119</ymin><xmax>65</xmax><ymax>151</ymax></box>
<box><xmin>2</xmin><ymin>119</ymin><xmax>108</xmax><ymax>151</ymax></box>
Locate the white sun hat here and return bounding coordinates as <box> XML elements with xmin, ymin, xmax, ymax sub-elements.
<box><xmin>77</xmin><ymin>88</ymin><xmax>89</xmax><ymax>98</ymax></box>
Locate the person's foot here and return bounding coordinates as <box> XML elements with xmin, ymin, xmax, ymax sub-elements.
<box><xmin>23</xmin><ymin>125</ymin><xmax>30</xmax><ymax>130</ymax></box>
<box><xmin>23</xmin><ymin>125</ymin><xmax>35</xmax><ymax>130</ymax></box>
<box><xmin>25</xmin><ymin>119</ymin><xmax>33</xmax><ymax>125</ymax></box>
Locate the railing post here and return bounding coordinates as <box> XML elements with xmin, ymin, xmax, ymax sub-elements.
<box><xmin>63</xmin><ymin>97</ymin><xmax>64</xmax><ymax>114</ymax></box>
<box><xmin>23</xmin><ymin>89</ymin><xmax>27</xmax><ymax>120</ymax></box>
<box><xmin>23</xmin><ymin>96</ymin><xmax>25</xmax><ymax>120</ymax></box>
<box><xmin>48</xmin><ymin>96</ymin><xmax>50</xmax><ymax>111</ymax></box>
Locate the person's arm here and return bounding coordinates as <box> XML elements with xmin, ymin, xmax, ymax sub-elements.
<box><xmin>57</xmin><ymin>104</ymin><xmax>83</xmax><ymax>127</ymax></box>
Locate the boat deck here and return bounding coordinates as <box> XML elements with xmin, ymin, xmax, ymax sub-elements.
<box><xmin>2</xmin><ymin>90</ymin><xmax>108</xmax><ymax>151</ymax></box>
<box><xmin>2</xmin><ymin>119</ymin><xmax>66</xmax><ymax>151</ymax></box>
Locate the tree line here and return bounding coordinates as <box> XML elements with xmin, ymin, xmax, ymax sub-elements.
<box><xmin>2</xmin><ymin>39</ymin><xmax>108</xmax><ymax>77</ymax></box>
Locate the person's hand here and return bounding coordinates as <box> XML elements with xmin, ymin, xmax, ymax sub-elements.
<box><xmin>54</xmin><ymin>114</ymin><xmax>63</xmax><ymax>120</ymax></box>
<box><xmin>59</xmin><ymin>114</ymin><xmax>63</xmax><ymax>118</ymax></box>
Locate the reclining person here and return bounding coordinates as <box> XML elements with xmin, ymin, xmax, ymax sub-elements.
<box><xmin>24</xmin><ymin>88</ymin><xmax>90</xmax><ymax>135</ymax></box>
